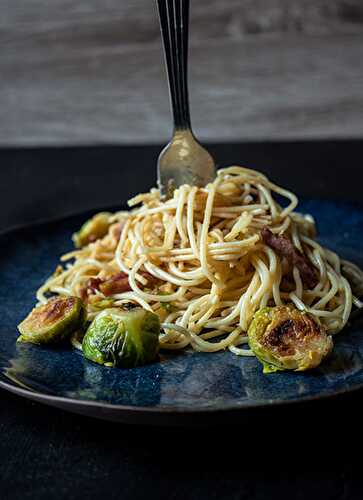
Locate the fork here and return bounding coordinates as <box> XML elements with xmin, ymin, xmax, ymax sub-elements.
<box><xmin>156</xmin><ymin>0</ymin><xmax>216</xmax><ymax>198</ymax></box>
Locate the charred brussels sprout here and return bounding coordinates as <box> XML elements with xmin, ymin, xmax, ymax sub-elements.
<box><xmin>248</xmin><ymin>306</ymin><xmax>333</xmax><ymax>373</ymax></box>
<box><xmin>18</xmin><ymin>296</ymin><xmax>86</xmax><ymax>345</ymax></box>
<box><xmin>82</xmin><ymin>307</ymin><xmax>160</xmax><ymax>368</ymax></box>
<box><xmin>72</xmin><ymin>212</ymin><xmax>111</xmax><ymax>248</ymax></box>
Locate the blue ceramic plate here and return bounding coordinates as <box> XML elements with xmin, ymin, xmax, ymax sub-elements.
<box><xmin>1</xmin><ymin>199</ymin><xmax>363</xmax><ymax>424</ymax></box>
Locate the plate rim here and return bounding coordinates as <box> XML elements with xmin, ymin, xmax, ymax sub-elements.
<box><xmin>1</xmin><ymin>374</ymin><xmax>363</xmax><ymax>418</ymax></box>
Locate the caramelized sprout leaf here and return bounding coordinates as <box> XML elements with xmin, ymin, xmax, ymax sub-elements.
<box><xmin>17</xmin><ymin>296</ymin><xmax>86</xmax><ymax>345</ymax></box>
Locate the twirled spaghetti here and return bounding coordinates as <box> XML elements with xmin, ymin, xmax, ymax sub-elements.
<box><xmin>36</xmin><ymin>166</ymin><xmax>363</xmax><ymax>358</ymax></box>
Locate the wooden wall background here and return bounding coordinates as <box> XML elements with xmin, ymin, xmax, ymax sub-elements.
<box><xmin>1</xmin><ymin>0</ymin><xmax>363</xmax><ymax>146</ymax></box>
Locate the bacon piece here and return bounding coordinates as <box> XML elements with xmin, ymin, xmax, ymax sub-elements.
<box><xmin>99</xmin><ymin>272</ymin><xmax>131</xmax><ymax>296</ymax></box>
<box><xmin>80</xmin><ymin>271</ymin><xmax>158</xmax><ymax>300</ymax></box>
<box><xmin>139</xmin><ymin>271</ymin><xmax>159</xmax><ymax>287</ymax></box>
<box><xmin>80</xmin><ymin>277</ymin><xmax>102</xmax><ymax>301</ymax></box>
<box><xmin>261</xmin><ymin>227</ymin><xmax>318</xmax><ymax>288</ymax></box>
<box><xmin>88</xmin><ymin>278</ymin><xmax>102</xmax><ymax>293</ymax></box>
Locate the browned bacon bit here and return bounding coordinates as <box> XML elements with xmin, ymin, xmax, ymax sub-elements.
<box><xmin>80</xmin><ymin>271</ymin><xmax>159</xmax><ymax>300</ymax></box>
<box><xmin>79</xmin><ymin>277</ymin><xmax>103</xmax><ymax>301</ymax></box>
<box><xmin>261</xmin><ymin>227</ymin><xmax>318</xmax><ymax>288</ymax></box>
<box><xmin>140</xmin><ymin>271</ymin><xmax>160</xmax><ymax>287</ymax></box>
<box><xmin>99</xmin><ymin>272</ymin><xmax>131</xmax><ymax>296</ymax></box>
<box><xmin>88</xmin><ymin>278</ymin><xmax>103</xmax><ymax>293</ymax></box>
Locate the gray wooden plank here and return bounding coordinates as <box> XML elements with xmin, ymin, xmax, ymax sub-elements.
<box><xmin>1</xmin><ymin>34</ymin><xmax>362</xmax><ymax>145</ymax></box>
<box><xmin>1</xmin><ymin>0</ymin><xmax>363</xmax><ymax>145</ymax></box>
<box><xmin>2</xmin><ymin>1</ymin><xmax>363</xmax><ymax>38</ymax></box>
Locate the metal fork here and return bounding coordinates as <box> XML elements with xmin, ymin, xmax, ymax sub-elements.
<box><xmin>156</xmin><ymin>0</ymin><xmax>216</xmax><ymax>198</ymax></box>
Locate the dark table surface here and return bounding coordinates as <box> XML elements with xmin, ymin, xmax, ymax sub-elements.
<box><xmin>1</xmin><ymin>140</ymin><xmax>363</xmax><ymax>500</ymax></box>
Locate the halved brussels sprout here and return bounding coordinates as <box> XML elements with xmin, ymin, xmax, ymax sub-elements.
<box><xmin>17</xmin><ymin>296</ymin><xmax>86</xmax><ymax>345</ymax></box>
<box><xmin>248</xmin><ymin>306</ymin><xmax>333</xmax><ymax>373</ymax></box>
<box><xmin>72</xmin><ymin>212</ymin><xmax>111</xmax><ymax>248</ymax></box>
<box><xmin>82</xmin><ymin>307</ymin><xmax>160</xmax><ymax>368</ymax></box>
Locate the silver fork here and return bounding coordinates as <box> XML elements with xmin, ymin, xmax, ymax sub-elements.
<box><xmin>156</xmin><ymin>0</ymin><xmax>216</xmax><ymax>198</ymax></box>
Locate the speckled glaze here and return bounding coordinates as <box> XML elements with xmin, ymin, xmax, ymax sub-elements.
<box><xmin>0</xmin><ymin>199</ymin><xmax>363</xmax><ymax>423</ymax></box>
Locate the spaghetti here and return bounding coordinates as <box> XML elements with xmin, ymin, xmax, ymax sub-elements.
<box><xmin>36</xmin><ymin>166</ymin><xmax>363</xmax><ymax>358</ymax></box>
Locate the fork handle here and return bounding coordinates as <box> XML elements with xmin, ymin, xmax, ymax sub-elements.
<box><xmin>156</xmin><ymin>0</ymin><xmax>191</xmax><ymax>131</ymax></box>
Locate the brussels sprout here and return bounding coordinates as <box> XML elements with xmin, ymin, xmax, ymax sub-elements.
<box><xmin>82</xmin><ymin>307</ymin><xmax>160</xmax><ymax>368</ymax></box>
<box><xmin>248</xmin><ymin>306</ymin><xmax>333</xmax><ymax>373</ymax></box>
<box><xmin>72</xmin><ymin>212</ymin><xmax>111</xmax><ymax>248</ymax></box>
<box><xmin>17</xmin><ymin>296</ymin><xmax>86</xmax><ymax>345</ymax></box>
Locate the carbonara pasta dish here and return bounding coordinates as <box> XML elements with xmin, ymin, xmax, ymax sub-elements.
<box><xmin>17</xmin><ymin>167</ymin><xmax>363</xmax><ymax>373</ymax></box>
